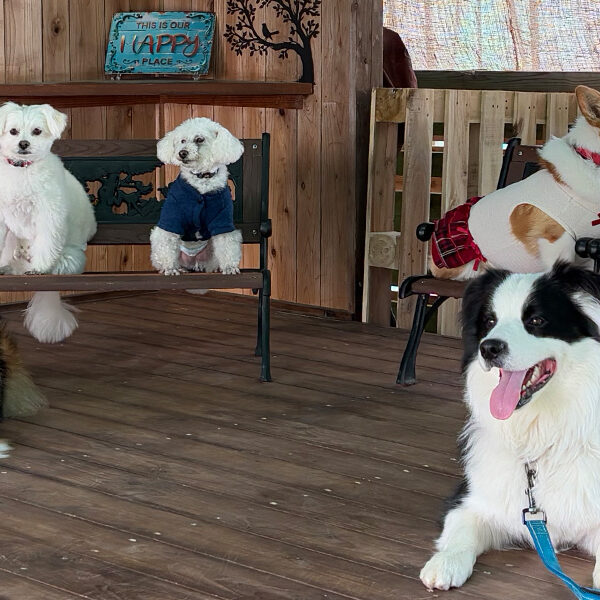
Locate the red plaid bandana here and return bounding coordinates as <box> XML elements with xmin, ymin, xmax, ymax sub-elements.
<box><xmin>430</xmin><ymin>196</ymin><xmax>487</xmax><ymax>270</ymax></box>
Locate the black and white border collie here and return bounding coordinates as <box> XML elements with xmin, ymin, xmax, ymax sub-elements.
<box><xmin>421</xmin><ymin>262</ymin><xmax>600</xmax><ymax>591</ymax></box>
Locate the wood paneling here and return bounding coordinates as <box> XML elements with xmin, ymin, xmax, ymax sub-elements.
<box><xmin>0</xmin><ymin>0</ymin><xmax>373</xmax><ymax>315</ymax></box>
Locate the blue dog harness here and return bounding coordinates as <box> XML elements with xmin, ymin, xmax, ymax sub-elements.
<box><xmin>523</xmin><ymin>463</ymin><xmax>600</xmax><ymax>599</ymax></box>
<box><xmin>158</xmin><ymin>175</ymin><xmax>236</xmax><ymax>242</ymax></box>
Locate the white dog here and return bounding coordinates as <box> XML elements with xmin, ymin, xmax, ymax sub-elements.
<box><xmin>421</xmin><ymin>262</ymin><xmax>600</xmax><ymax>591</ymax></box>
<box><xmin>151</xmin><ymin>117</ymin><xmax>244</xmax><ymax>276</ymax></box>
<box><xmin>429</xmin><ymin>85</ymin><xmax>600</xmax><ymax>280</ymax></box>
<box><xmin>0</xmin><ymin>102</ymin><xmax>97</xmax><ymax>343</ymax></box>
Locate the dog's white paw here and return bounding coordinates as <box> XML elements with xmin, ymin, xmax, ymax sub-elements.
<box><xmin>161</xmin><ymin>268</ymin><xmax>183</xmax><ymax>276</ymax></box>
<box><xmin>420</xmin><ymin>551</ymin><xmax>475</xmax><ymax>591</ymax></box>
<box><xmin>221</xmin><ymin>265</ymin><xmax>240</xmax><ymax>275</ymax></box>
<box><xmin>0</xmin><ymin>440</ymin><xmax>11</xmax><ymax>458</ymax></box>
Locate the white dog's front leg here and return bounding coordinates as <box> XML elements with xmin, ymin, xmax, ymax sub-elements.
<box><xmin>150</xmin><ymin>227</ymin><xmax>184</xmax><ymax>275</ymax></box>
<box><xmin>211</xmin><ymin>229</ymin><xmax>242</xmax><ymax>274</ymax></box>
<box><xmin>420</xmin><ymin>505</ymin><xmax>495</xmax><ymax>591</ymax></box>
<box><xmin>27</xmin><ymin>234</ymin><xmax>63</xmax><ymax>274</ymax></box>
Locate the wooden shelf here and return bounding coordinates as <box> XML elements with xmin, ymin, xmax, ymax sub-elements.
<box><xmin>0</xmin><ymin>79</ymin><xmax>313</xmax><ymax>109</ymax></box>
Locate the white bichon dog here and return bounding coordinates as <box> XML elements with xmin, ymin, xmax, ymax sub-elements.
<box><xmin>0</xmin><ymin>102</ymin><xmax>97</xmax><ymax>343</ymax></box>
<box><xmin>151</xmin><ymin>117</ymin><xmax>244</xmax><ymax>276</ymax></box>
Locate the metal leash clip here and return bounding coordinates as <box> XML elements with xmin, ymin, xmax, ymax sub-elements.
<box><xmin>522</xmin><ymin>462</ymin><xmax>546</xmax><ymax>523</ymax></box>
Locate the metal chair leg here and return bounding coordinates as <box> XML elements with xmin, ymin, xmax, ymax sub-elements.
<box><xmin>397</xmin><ymin>294</ymin><xmax>450</xmax><ymax>386</ymax></box>
<box><xmin>255</xmin><ymin>288</ymin><xmax>263</xmax><ymax>357</ymax></box>
<box><xmin>397</xmin><ymin>294</ymin><xmax>429</xmax><ymax>386</ymax></box>
<box><xmin>259</xmin><ymin>270</ymin><xmax>272</xmax><ymax>382</ymax></box>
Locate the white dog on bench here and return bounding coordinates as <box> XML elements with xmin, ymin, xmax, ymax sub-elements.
<box><xmin>0</xmin><ymin>102</ymin><xmax>97</xmax><ymax>343</ymax></box>
<box><xmin>151</xmin><ymin>118</ymin><xmax>244</xmax><ymax>276</ymax></box>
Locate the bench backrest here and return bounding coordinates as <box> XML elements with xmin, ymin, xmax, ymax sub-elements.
<box><xmin>53</xmin><ymin>134</ymin><xmax>270</xmax><ymax>246</ymax></box>
<box><xmin>497</xmin><ymin>137</ymin><xmax>541</xmax><ymax>189</ymax></box>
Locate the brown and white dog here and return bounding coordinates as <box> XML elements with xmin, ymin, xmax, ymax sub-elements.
<box><xmin>430</xmin><ymin>85</ymin><xmax>600</xmax><ymax>280</ymax></box>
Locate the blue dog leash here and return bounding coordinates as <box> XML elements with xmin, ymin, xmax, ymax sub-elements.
<box><xmin>523</xmin><ymin>463</ymin><xmax>600</xmax><ymax>599</ymax></box>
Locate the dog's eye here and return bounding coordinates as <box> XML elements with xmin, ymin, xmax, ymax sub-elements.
<box><xmin>9</xmin><ymin>128</ymin><xmax>18</xmax><ymax>136</ymax></box>
<box><xmin>194</xmin><ymin>136</ymin><xmax>205</xmax><ymax>144</ymax></box>
<box><xmin>484</xmin><ymin>316</ymin><xmax>496</xmax><ymax>328</ymax></box>
<box><xmin>528</xmin><ymin>315</ymin><xmax>546</xmax><ymax>327</ymax></box>
<box><xmin>31</xmin><ymin>128</ymin><xmax>42</xmax><ymax>136</ymax></box>
<box><xmin>181</xmin><ymin>139</ymin><xmax>186</xmax><ymax>144</ymax></box>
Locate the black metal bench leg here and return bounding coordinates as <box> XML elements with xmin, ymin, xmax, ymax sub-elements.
<box><xmin>260</xmin><ymin>269</ymin><xmax>271</xmax><ymax>381</ymax></box>
<box><xmin>255</xmin><ymin>288</ymin><xmax>263</xmax><ymax>357</ymax></box>
<box><xmin>397</xmin><ymin>294</ymin><xmax>429</xmax><ymax>386</ymax></box>
<box><xmin>259</xmin><ymin>270</ymin><xmax>272</xmax><ymax>382</ymax></box>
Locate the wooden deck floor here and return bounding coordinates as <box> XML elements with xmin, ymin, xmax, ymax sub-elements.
<box><xmin>0</xmin><ymin>291</ymin><xmax>591</xmax><ymax>599</ymax></box>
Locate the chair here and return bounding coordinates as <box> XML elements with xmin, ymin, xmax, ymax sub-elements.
<box><xmin>396</xmin><ymin>137</ymin><xmax>600</xmax><ymax>386</ymax></box>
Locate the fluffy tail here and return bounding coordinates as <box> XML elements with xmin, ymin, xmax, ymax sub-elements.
<box><xmin>0</xmin><ymin>325</ymin><xmax>46</xmax><ymax>417</ymax></box>
<box><xmin>24</xmin><ymin>291</ymin><xmax>78</xmax><ymax>344</ymax></box>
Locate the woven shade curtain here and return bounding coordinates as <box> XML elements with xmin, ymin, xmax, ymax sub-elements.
<box><xmin>384</xmin><ymin>0</ymin><xmax>600</xmax><ymax>71</ymax></box>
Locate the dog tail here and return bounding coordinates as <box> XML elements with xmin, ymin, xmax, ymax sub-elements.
<box><xmin>24</xmin><ymin>291</ymin><xmax>78</xmax><ymax>344</ymax></box>
<box><xmin>0</xmin><ymin>324</ymin><xmax>46</xmax><ymax>417</ymax></box>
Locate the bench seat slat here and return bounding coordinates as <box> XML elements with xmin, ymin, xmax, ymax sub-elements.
<box><xmin>0</xmin><ymin>271</ymin><xmax>263</xmax><ymax>292</ymax></box>
<box><xmin>409</xmin><ymin>278</ymin><xmax>466</xmax><ymax>298</ymax></box>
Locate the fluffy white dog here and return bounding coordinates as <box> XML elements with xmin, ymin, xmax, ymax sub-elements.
<box><xmin>0</xmin><ymin>102</ymin><xmax>97</xmax><ymax>343</ymax></box>
<box><xmin>421</xmin><ymin>263</ymin><xmax>600</xmax><ymax>591</ymax></box>
<box><xmin>151</xmin><ymin>117</ymin><xmax>244</xmax><ymax>276</ymax></box>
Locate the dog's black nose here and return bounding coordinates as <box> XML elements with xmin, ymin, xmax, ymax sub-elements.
<box><xmin>480</xmin><ymin>338</ymin><xmax>508</xmax><ymax>362</ymax></box>
<box><xmin>178</xmin><ymin>149</ymin><xmax>188</xmax><ymax>159</ymax></box>
<box><xmin>18</xmin><ymin>140</ymin><xmax>30</xmax><ymax>150</ymax></box>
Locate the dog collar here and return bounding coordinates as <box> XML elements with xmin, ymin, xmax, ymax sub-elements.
<box><xmin>191</xmin><ymin>169</ymin><xmax>218</xmax><ymax>179</ymax></box>
<box><xmin>6</xmin><ymin>157</ymin><xmax>32</xmax><ymax>168</ymax></box>
<box><xmin>574</xmin><ymin>146</ymin><xmax>600</xmax><ymax>166</ymax></box>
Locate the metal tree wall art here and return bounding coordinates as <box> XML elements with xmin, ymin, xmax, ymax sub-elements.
<box><xmin>224</xmin><ymin>0</ymin><xmax>320</xmax><ymax>83</ymax></box>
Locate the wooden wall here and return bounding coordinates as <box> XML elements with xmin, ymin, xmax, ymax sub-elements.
<box><xmin>0</xmin><ymin>0</ymin><xmax>382</xmax><ymax>313</ymax></box>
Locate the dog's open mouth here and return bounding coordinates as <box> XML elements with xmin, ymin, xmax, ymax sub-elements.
<box><xmin>489</xmin><ymin>358</ymin><xmax>556</xmax><ymax>420</ymax></box>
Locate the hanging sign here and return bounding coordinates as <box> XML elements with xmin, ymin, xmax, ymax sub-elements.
<box><xmin>105</xmin><ymin>11</ymin><xmax>215</xmax><ymax>78</ymax></box>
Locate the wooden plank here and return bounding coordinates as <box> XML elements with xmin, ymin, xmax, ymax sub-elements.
<box><xmin>296</xmin><ymin>2</ymin><xmax>322</xmax><ymax>306</ymax></box>
<box><xmin>396</xmin><ymin>89</ymin><xmax>433</xmax><ymax>330</ymax></box>
<box><xmin>374</xmin><ymin>88</ymin><xmax>407</xmax><ymax>123</ymax></box>
<box><xmin>320</xmin><ymin>0</ymin><xmax>354</xmax><ymax>312</ymax></box>
<box><xmin>42</xmin><ymin>0</ymin><xmax>69</xmax><ymax>82</ymax></box>
<box><xmin>4</xmin><ymin>0</ymin><xmax>42</xmax><ymax>83</ymax></box>
<box><xmin>437</xmin><ymin>89</ymin><xmax>471</xmax><ymax>337</ymax></box>
<box><xmin>0</xmin><ymin>80</ymin><xmax>314</xmax><ymax>98</ymax></box>
<box><xmin>0</xmin><ymin>1</ymin><xmax>5</xmax><ymax>84</ymax></box>
<box><xmin>362</xmin><ymin>89</ymin><xmax>398</xmax><ymax>325</ymax></box>
<box><xmin>513</xmin><ymin>92</ymin><xmax>538</xmax><ymax>145</ymax></box>
<box><xmin>546</xmin><ymin>92</ymin><xmax>571</xmax><ymax>139</ymax></box>
<box><xmin>69</xmin><ymin>0</ymin><xmax>106</xmax><ymax>140</ymax></box>
<box><xmin>415</xmin><ymin>70</ymin><xmax>600</xmax><ymax>92</ymax></box>
<box><xmin>478</xmin><ymin>91</ymin><xmax>506</xmax><ymax>195</ymax></box>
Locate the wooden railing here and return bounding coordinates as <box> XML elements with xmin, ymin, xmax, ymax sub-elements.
<box><xmin>362</xmin><ymin>87</ymin><xmax>578</xmax><ymax>336</ymax></box>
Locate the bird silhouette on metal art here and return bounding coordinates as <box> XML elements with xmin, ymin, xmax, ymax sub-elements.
<box><xmin>225</xmin><ymin>0</ymin><xmax>320</xmax><ymax>83</ymax></box>
<box><xmin>261</xmin><ymin>23</ymin><xmax>279</xmax><ymax>40</ymax></box>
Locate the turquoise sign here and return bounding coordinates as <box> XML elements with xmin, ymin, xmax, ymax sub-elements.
<box><xmin>105</xmin><ymin>11</ymin><xmax>215</xmax><ymax>77</ymax></box>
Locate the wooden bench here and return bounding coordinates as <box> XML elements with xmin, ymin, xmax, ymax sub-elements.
<box><xmin>396</xmin><ymin>137</ymin><xmax>600</xmax><ymax>386</ymax></box>
<box><xmin>0</xmin><ymin>135</ymin><xmax>273</xmax><ymax>382</ymax></box>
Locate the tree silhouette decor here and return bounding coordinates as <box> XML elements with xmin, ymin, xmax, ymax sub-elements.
<box><xmin>224</xmin><ymin>0</ymin><xmax>320</xmax><ymax>83</ymax></box>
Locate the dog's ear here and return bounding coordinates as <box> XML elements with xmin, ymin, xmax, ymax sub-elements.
<box><xmin>157</xmin><ymin>129</ymin><xmax>177</xmax><ymax>164</ymax></box>
<box><xmin>39</xmin><ymin>104</ymin><xmax>67</xmax><ymax>138</ymax></box>
<box><xmin>549</xmin><ymin>261</ymin><xmax>600</xmax><ymax>300</ymax></box>
<box><xmin>575</xmin><ymin>86</ymin><xmax>600</xmax><ymax>126</ymax></box>
<box><xmin>0</xmin><ymin>102</ymin><xmax>20</xmax><ymax>133</ymax></box>
<box><xmin>211</xmin><ymin>123</ymin><xmax>244</xmax><ymax>166</ymax></box>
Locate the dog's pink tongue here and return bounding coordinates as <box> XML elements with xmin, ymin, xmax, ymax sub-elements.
<box><xmin>489</xmin><ymin>369</ymin><xmax>527</xmax><ymax>420</ymax></box>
